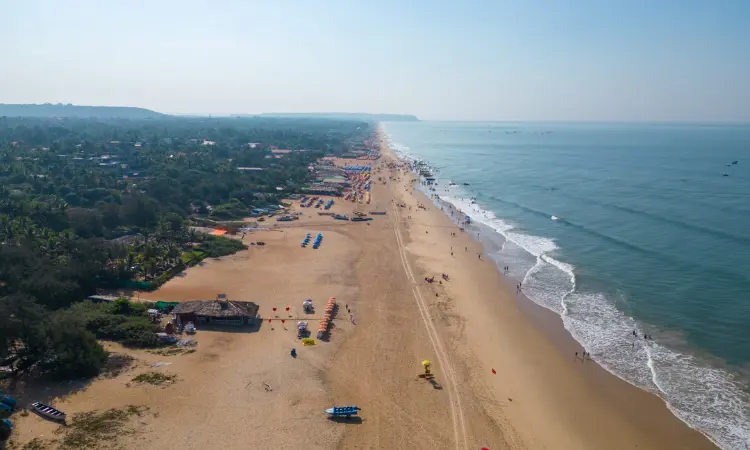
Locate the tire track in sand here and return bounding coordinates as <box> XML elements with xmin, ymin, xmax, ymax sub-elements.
<box><xmin>391</xmin><ymin>202</ymin><xmax>469</xmax><ymax>450</ymax></box>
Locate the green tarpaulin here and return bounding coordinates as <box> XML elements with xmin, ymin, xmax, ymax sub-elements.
<box><xmin>155</xmin><ymin>301</ymin><xmax>179</xmax><ymax>311</ymax></box>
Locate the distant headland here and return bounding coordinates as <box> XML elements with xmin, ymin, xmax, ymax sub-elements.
<box><xmin>0</xmin><ymin>103</ymin><xmax>164</xmax><ymax>119</ymax></box>
<box><xmin>255</xmin><ymin>112</ymin><xmax>419</xmax><ymax>122</ymax></box>
<box><xmin>0</xmin><ymin>104</ymin><xmax>419</xmax><ymax>122</ymax></box>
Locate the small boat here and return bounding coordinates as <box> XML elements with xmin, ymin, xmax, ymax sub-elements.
<box><xmin>31</xmin><ymin>402</ymin><xmax>66</xmax><ymax>422</ymax></box>
<box><xmin>0</xmin><ymin>395</ymin><xmax>16</xmax><ymax>409</ymax></box>
<box><xmin>325</xmin><ymin>405</ymin><xmax>361</xmax><ymax>418</ymax></box>
<box><xmin>1</xmin><ymin>419</ymin><xmax>12</xmax><ymax>441</ymax></box>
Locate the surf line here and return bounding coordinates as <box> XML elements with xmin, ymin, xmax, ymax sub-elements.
<box><xmin>391</xmin><ymin>201</ymin><xmax>469</xmax><ymax>450</ymax></box>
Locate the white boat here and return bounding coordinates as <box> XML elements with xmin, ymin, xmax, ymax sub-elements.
<box><xmin>31</xmin><ymin>402</ymin><xmax>66</xmax><ymax>422</ymax></box>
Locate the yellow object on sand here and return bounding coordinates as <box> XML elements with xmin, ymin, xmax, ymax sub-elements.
<box><xmin>302</xmin><ymin>338</ymin><xmax>316</xmax><ymax>346</ymax></box>
<box><xmin>422</xmin><ymin>360</ymin><xmax>431</xmax><ymax>368</ymax></box>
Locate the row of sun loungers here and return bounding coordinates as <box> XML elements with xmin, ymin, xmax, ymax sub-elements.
<box><xmin>301</xmin><ymin>232</ymin><xmax>324</xmax><ymax>249</ymax></box>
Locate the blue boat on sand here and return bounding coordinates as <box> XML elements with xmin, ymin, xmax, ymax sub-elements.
<box><xmin>325</xmin><ymin>405</ymin><xmax>360</xmax><ymax>418</ymax></box>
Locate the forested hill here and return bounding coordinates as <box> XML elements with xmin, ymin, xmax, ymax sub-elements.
<box><xmin>257</xmin><ymin>112</ymin><xmax>419</xmax><ymax>122</ymax></box>
<box><xmin>0</xmin><ymin>103</ymin><xmax>165</xmax><ymax>119</ymax></box>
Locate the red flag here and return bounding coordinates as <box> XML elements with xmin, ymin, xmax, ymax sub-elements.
<box><xmin>281</xmin><ymin>320</ymin><xmax>286</xmax><ymax>324</ymax></box>
<box><xmin>268</xmin><ymin>319</ymin><xmax>272</xmax><ymax>323</ymax></box>
<box><xmin>285</xmin><ymin>306</ymin><xmax>290</xmax><ymax>311</ymax></box>
<box><xmin>491</xmin><ymin>369</ymin><xmax>496</xmax><ymax>375</ymax></box>
<box><xmin>272</xmin><ymin>307</ymin><xmax>277</xmax><ymax>312</ymax></box>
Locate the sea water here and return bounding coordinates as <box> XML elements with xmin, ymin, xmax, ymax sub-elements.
<box><xmin>382</xmin><ymin>121</ymin><xmax>750</xmax><ymax>450</ymax></box>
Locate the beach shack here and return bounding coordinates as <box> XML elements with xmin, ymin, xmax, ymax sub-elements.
<box><xmin>172</xmin><ymin>299</ymin><xmax>260</xmax><ymax>326</ymax></box>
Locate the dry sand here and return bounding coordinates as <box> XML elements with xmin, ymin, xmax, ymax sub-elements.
<box><xmin>5</xmin><ymin>131</ymin><xmax>717</xmax><ymax>450</ymax></box>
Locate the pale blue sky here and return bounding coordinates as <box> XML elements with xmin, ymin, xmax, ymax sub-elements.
<box><xmin>2</xmin><ymin>0</ymin><xmax>749</xmax><ymax>121</ymax></box>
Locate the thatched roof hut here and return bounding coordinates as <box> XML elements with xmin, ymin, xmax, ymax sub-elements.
<box><xmin>173</xmin><ymin>300</ymin><xmax>259</xmax><ymax>326</ymax></box>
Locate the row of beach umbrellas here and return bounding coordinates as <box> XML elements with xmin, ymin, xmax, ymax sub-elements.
<box><xmin>316</xmin><ymin>297</ymin><xmax>337</xmax><ymax>338</ymax></box>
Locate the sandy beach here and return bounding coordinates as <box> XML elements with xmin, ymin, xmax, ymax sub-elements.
<box><xmin>5</xmin><ymin>128</ymin><xmax>717</xmax><ymax>450</ymax></box>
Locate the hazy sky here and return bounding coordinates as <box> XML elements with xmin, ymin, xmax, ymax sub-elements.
<box><xmin>2</xmin><ymin>0</ymin><xmax>749</xmax><ymax>121</ymax></box>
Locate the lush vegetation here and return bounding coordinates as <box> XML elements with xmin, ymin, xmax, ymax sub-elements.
<box><xmin>71</xmin><ymin>299</ymin><xmax>161</xmax><ymax>348</ymax></box>
<box><xmin>0</xmin><ymin>115</ymin><xmax>371</xmax><ymax>379</ymax></box>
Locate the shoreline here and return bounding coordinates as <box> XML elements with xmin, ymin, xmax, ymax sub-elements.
<box><xmin>377</xmin><ymin>128</ymin><xmax>717</xmax><ymax>449</ymax></box>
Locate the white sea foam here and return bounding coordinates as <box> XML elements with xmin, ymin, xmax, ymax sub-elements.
<box><xmin>395</xmin><ymin>144</ymin><xmax>750</xmax><ymax>450</ymax></box>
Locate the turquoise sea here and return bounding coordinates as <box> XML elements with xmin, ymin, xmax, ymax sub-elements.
<box><xmin>382</xmin><ymin>121</ymin><xmax>750</xmax><ymax>450</ymax></box>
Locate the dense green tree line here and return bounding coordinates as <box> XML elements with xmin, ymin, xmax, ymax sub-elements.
<box><xmin>0</xmin><ymin>115</ymin><xmax>371</xmax><ymax>378</ymax></box>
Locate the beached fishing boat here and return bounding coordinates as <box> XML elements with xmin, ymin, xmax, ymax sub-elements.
<box><xmin>0</xmin><ymin>395</ymin><xmax>16</xmax><ymax>409</ymax></box>
<box><xmin>30</xmin><ymin>402</ymin><xmax>66</xmax><ymax>422</ymax></box>
<box><xmin>0</xmin><ymin>419</ymin><xmax>12</xmax><ymax>441</ymax></box>
<box><xmin>325</xmin><ymin>405</ymin><xmax>360</xmax><ymax>417</ymax></box>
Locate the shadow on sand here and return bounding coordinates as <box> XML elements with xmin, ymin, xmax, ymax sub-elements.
<box><xmin>191</xmin><ymin>320</ymin><xmax>264</xmax><ymax>334</ymax></box>
<box><xmin>1</xmin><ymin>374</ymin><xmax>93</xmax><ymax>414</ymax></box>
<box><xmin>429</xmin><ymin>378</ymin><xmax>443</xmax><ymax>390</ymax></box>
<box><xmin>327</xmin><ymin>416</ymin><xmax>363</xmax><ymax>424</ymax></box>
